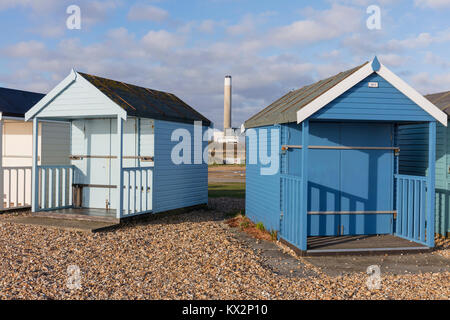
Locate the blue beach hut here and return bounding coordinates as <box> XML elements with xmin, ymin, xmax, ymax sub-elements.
<box><xmin>25</xmin><ymin>70</ymin><xmax>211</xmax><ymax>221</ymax></box>
<box><xmin>243</xmin><ymin>57</ymin><xmax>447</xmax><ymax>254</ymax></box>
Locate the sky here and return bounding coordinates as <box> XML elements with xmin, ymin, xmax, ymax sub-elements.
<box><xmin>0</xmin><ymin>0</ymin><xmax>449</xmax><ymax>129</ymax></box>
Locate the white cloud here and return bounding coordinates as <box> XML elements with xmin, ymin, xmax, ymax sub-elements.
<box><xmin>2</xmin><ymin>40</ymin><xmax>47</xmax><ymax>58</ymax></box>
<box><xmin>1</xmin><ymin>2</ymin><xmax>449</xmax><ymax>127</ymax></box>
<box><xmin>387</xmin><ymin>32</ymin><xmax>434</xmax><ymax>49</ymax></box>
<box><xmin>415</xmin><ymin>0</ymin><xmax>450</xmax><ymax>9</ymax></box>
<box><xmin>411</xmin><ymin>71</ymin><xmax>450</xmax><ymax>94</ymax></box>
<box><xmin>377</xmin><ymin>53</ymin><xmax>409</xmax><ymax>67</ymax></box>
<box><xmin>227</xmin><ymin>15</ymin><xmax>258</xmax><ymax>35</ymax></box>
<box><xmin>127</xmin><ymin>4</ymin><xmax>169</xmax><ymax>22</ymax></box>
<box><xmin>268</xmin><ymin>5</ymin><xmax>362</xmax><ymax>46</ymax></box>
<box><xmin>424</xmin><ymin>51</ymin><xmax>450</xmax><ymax>69</ymax></box>
<box><xmin>141</xmin><ymin>30</ymin><xmax>184</xmax><ymax>51</ymax></box>
<box><xmin>197</xmin><ymin>20</ymin><xmax>217</xmax><ymax>34</ymax></box>
<box><xmin>0</xmin><ymin>0</ymin><xmax>60</xmax><ymax>12</ymax></box>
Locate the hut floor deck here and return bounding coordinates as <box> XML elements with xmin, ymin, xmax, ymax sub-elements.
<box><xmin>305</xmin><ymin>234</ymin><xmax>430</xmax><ymax>256</ymax></box>
<box><xmin>32</xmin><ymin>208</ymin><xmax>118</xmax><ymax>223</ymax></box>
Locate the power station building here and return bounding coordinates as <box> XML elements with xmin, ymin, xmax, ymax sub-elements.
<box><xmin>208</xmin><ymin>76</ymin><xmax>246</xmax><ymax>164</ymax></box>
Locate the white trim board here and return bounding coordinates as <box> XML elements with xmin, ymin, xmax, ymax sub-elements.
<box><xmin>25</xmin><ymin>69</ymin><xmax>127</xmax><ymax>121</ymax></box>
<box><xmin>25</xmin><ymin>70</ymin><xmax>77</xmax><ymax>121</ymax></box>
<box><xmin>296</xmin><ymin>57</ymin><xmax>448</xmax><ymax>127</ymax></box>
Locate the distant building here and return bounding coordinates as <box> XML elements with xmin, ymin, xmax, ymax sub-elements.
<box><xmin>208</xmin><ymin>76</ymin><xmax>246</xmax><ymax>164</ymax></box>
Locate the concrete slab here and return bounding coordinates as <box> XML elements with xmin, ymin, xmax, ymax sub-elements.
<box><xmin>304</xmin><ymin>253</ymin><xmax>450</xmax><ymax>276</ymax></box>
<box><xmin>223</xmin><ymin>223</ymin><xmax>317</xmax><ymax>278</ymax></box>
<box><xmin>32</xmin><ymin>208</ymin><xmax>118</xmax><ymax>223</ymax></box>
<box><xmin>2</xmin><ymin>216</ymin><xmax>119</xmax><ymax>233</ymax></box>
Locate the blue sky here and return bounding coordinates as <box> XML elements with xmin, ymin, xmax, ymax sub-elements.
<box><xmin>0</xmin><ymin>0</ymin><xmax>449</xmax><ymax>128</ymax></box>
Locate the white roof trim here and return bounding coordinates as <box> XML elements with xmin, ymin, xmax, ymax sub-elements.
<box><xmin>376</xmin><ymin>63</ymin><xmax>447</xmax><ymax>126</ymax></box>
<box><xmin>296</xmin><ymin>58</ymin><xmax>448</xmax><ymax>126</ymax></box>
<box><xmin>25</xmin><ymin>69</ymin><xmax>77</xmax><ymax>121</ymax></box>
<box><xmin>296</xmin><ymin>62</ymin><xmax>373</xmax><ymax>124</ymax></box>
<box><xmin>25</xmin><ymin>69</ymin><xmax>127</xmax><ymax>121</ymax></box>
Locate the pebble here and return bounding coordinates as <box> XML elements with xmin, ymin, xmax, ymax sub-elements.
<box><xmin>0</xmin><ymin>199</ymin><xmax>448</xmax><ymax>300</ymax></box>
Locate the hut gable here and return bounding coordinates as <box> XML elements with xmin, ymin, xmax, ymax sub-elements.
<box><xmin>25</xmin><ymin>70</ymin><xmax>126</xmax><ymax>120</ymax></box>
<box><xmin>244</xmin><ymin>57</ymin><xmax>447</xmax><ymax>129</ymax></box>
<box><xmin>311</xmin><ymin>73</ymin><xmax>434</xmax><ymax>122</ymax></box>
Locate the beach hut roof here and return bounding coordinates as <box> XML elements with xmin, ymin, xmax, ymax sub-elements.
<box><xmin>0</xmin><ymin>87</ymin><xmax>44</xmax><ymax>117</ymax></box>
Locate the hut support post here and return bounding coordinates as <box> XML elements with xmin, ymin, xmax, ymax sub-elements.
<box><xmin>300</xmin><ymin>120</ymin><xmax>309</xmax><ymax>251</ymax></box>
<box><xmin>116</xmin><ymin>116</ymin><xmax>124</xmax><ymax>219</ymax></box>
<box><xmin>0</xmin><ymin>119</ymin><xmax>3</xmax><ymax>210</ymax></box>
<box><xmin>427</xmin><ymin>121</ymin><xmax>436</xmax><ymax>247</ymax></box>
<box><xmin>32</xmin><ymin>118</ymin><xmax>39</xmax><ymax>212</ymax></box>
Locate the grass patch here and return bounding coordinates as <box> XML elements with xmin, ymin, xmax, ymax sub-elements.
<box><xmin>208</xmin><ymin>182</ymin><xmax>245</xmax><ymax>199</ymax></box>
<box><xmin>256</xmin><ymin>222</ymin><xmax>265</xmax><ymax>232</ymax></box>
<box><xmin>226</xmin><ymin>215</ymin><xmax>274</xmax><ymax>242</ymax></box>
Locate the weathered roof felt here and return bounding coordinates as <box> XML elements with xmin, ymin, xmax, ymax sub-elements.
<box><xmin>0</xmin><ymin>87</ymin><xmax>45</xmax><ymax>117</ymax></box>
<box><xmin>425</xmin><ymin>91</ymin><xmax>450</xmax><ymax>117</ymax></box>
<box><xmin>79</xmin><ymin>72</ymin><xmax>211</xmax><ymax>126</ymax></box>
<box><xmin>244</xmin><ymin>62</ymin><xmax>370</xmax><ymax>128</ymax></box>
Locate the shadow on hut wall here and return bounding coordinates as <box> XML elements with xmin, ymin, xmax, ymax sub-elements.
<box><xmin>436</xmin><ymin>188</ymin><xmax>450</xmax><ymax>237</ymax></box>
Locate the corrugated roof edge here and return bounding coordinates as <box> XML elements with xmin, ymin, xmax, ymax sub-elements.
<box><xmin>244</xmin><ymin>62</ymin><xmax>368</xmax><ymax>129</ymax></box>
<box><xmin>425</xmin><ymin>91</ymin><xmax>450</xmax><ymax>117</ymax></box>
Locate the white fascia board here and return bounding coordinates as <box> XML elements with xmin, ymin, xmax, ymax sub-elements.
<box><xmin>2</xmin><ymin>116</ymin><xmax>26</xmax><ymax>121</ymax></box>
<box><xmin>76</xmin><ymin>72</ymin><xmax>127</xmax><ymax>121</ymax></box>
<box><xmin>376</xmin><ymin>63</ymin><xmax>447</xmax><ymax>126</ymax></box>
<box><xmin>25</xmin><ymin>69</ymin><xmax>77</xmax><ymax>121</ymax></box>
<box><xmin>296</xmin><ymin>62</ymin><xmax>374</xmax><ymax>124</ymax></box>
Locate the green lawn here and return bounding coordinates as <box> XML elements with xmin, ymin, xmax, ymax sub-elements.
<box><xmin>208</xmin><ymin>183</ymin><xmax>245</xmax><ymax>199</ymax></box>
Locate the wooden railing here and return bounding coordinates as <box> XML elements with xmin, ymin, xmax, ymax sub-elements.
<box><xmin>280</xmin><ymin>174</ymin><xmax>303</xmax><ymax>247</ymax></box>
<box><xmin>0</xmin><ymin>166</ymin><xmax>32</xmax><ymax>210</ymax></box>
<box><xmin>38</xmin><ymin>165</ymin><xmax>74</xmax><ymax>210</ymax></box>
<box><xmin>122</xmin><ymin>167</ymin><xmax>153</xmax><ymax>217</ymax></box>
<box><xmin>395</xmin><ymin>174</ymin><xmax>428</xmax><ymax>245</ymax></box>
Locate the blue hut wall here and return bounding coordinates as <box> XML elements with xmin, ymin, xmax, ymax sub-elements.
<box><xmin>398</xmin><ymin>123</ymin><xmax>449</xmax><ymax>236</ymax></box>
<box><xmin>245</xmin><ymin>125</ymin><xmax>281</xmax><ymax>232</ymax></box>
<box><xmin>245</xmin><ymin>121</ymin><xmax>395</xmax><ymax>236</ymax></box>
<box><xmin>153</xmin><ymin>119</ymin><xmax>208</xmax><ymax>213</ymax></box>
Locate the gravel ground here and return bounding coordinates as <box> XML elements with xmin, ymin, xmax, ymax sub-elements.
<box><xmin>0</xmin><ymin>199</ymin><xmax>448</xmax><ymax>300</ymax></box>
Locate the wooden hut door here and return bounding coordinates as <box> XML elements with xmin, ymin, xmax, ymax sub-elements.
<box><xmin>308</xmin><ymin>122</ymin><xmax>394</xmax><ymax>236</ymax></box>
<box><xmin>81</xmin><ymin>119</ymin><xmax>113</xmax><ymax>209</ymax></box>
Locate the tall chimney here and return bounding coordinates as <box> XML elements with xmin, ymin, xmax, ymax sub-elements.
<box><xmin>224</xmin><ymin>75</ymin><xmax>232</xmax><ymax>130</ymax></box>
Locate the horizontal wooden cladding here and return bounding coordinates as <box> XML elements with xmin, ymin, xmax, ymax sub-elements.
<box><xmin>282</xmin><ymin>145</ymin><xmax>399</xmax><ymax>151</ymax></box>
<box><xmin>308</xmin><ymin>211</ymin><xmax>396</xmax><ymax>215</ymax></box>
<box><xmin>69</xmin><ymin>155</ymin><xmax>154</xmax><ymax>161</ymax></box>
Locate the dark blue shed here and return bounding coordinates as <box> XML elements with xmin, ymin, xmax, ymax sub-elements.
<box><xmin>244</xmin><ymin>57</ymin><xmax>448</xmax><ymax>254</ymax></box>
